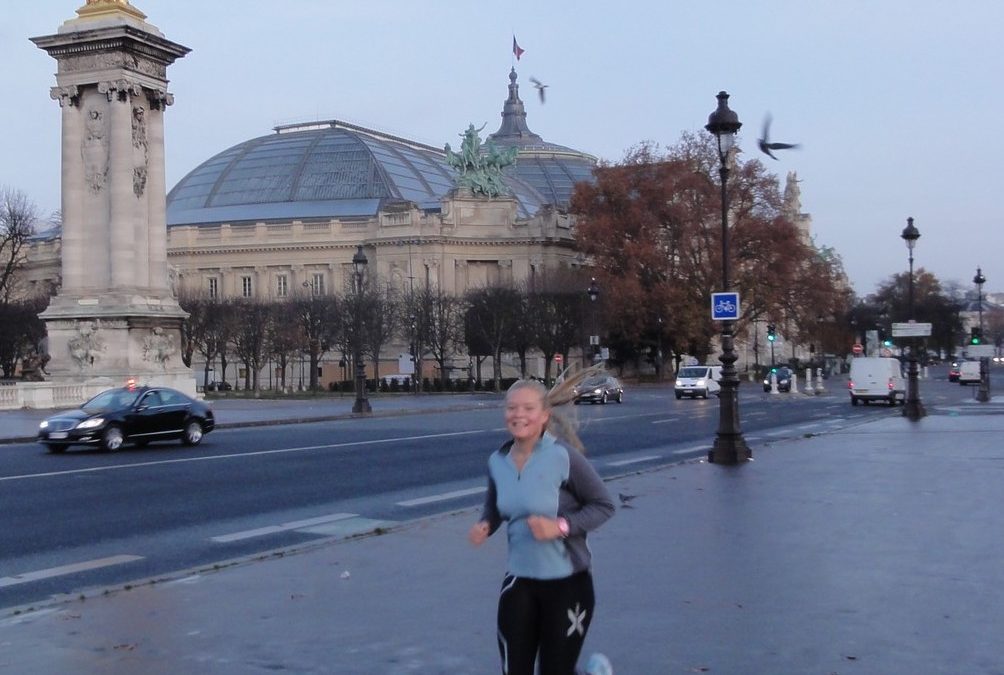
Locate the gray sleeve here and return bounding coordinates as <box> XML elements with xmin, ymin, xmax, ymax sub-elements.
<box><xmin>479</xmin><ymin>473</ymin><xmax>503</xmax><ymax>535</ymax></box>
<box><xmin>561</xmin><ymin>449</ymin><xmax>615</xmax><ymax>536</ymax></box>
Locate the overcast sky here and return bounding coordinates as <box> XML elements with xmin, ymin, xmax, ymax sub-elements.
<box><xmin>3</xmin><ymin>1</ymin><xmax>1001</xmax><ymax>297</ymax></box>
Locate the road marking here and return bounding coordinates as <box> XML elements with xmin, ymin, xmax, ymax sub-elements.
<box><xmin>746</xmin><ymin>411</ymin><xmax>767</xmax><ymax>417</ymax></box>
<box><xmin>396</xmin><ymin>486</ymin><xmax>486</xmax><ymax>507</ymax></box>
<box><xmin>211</xmin><ymin>513</ymin><xmax>357</xmax><ymax>542</ymax></box>
<box><xmin>0</xmin><ymin>429</ymin><xmax>495</xmax><ymax>483</ymax></box>
<box><xmin>651</xmin><ymin>417</ymin><xmax>680</xmax><ymax>425</ymax></box>
<box><xmin>764</xmin><ymin>429</ymin><xmax>788</xmax><ymax>437</ymax></box>
<box><xmin>0</xmin><ymin>555</ymin><xmax>143</xmax><ymax>589</ymax></box>
<box><xmin>671</xmin><ymin>445</ymin><xmax>706</xmax><ymax>456</ymax></box>
<box><xmin>795</xmin><ymin>424</ymin><xmax>817</xmax><ymax>431</ymax></box>
<box><xmin>607</xmin><ymin>455</ymin><xmax>661</xmax><ymax>467</ymax></box>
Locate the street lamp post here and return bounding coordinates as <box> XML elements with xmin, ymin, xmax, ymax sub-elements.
<box><xmin>973</xmin><ymin>266</ymin><xmax>989</xmax><ymax>402</ymax></box>
<box><xmin>351</xmin><ymin>244</ymin><xmax>372</xmax><ymax>414</ymax></box>
<box><xmin>587</xmin><ymin>278</ymin><xmax>600</xmax><ymax>362</ymax></box>
<box><xmin>900</xmin><ymin>217</ymin><xmax>926</xmax><ymax>419</ymax></box>
<box><xmin>705</xmin><ymin>91</ymin><xmax>751</xmax><ymax>464</ymax></box>
<box><xmin>973</xmin><ymin>266</ymin><xmax>986</xmax><ymax>337</ymax></box>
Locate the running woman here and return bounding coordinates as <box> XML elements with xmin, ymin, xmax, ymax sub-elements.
<box><xmin>469</xmin><ymin>369</ymin><xmax>616</xmax><ymax>675</ymax></box>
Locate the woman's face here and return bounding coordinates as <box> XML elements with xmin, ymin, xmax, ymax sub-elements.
<box><xmin>505</xmin><ymin>386</ymin><xmax>549</xmax><ymax>445</ymax></box>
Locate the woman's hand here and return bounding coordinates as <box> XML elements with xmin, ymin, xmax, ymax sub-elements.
<box><xmin>468</xmin><ymin>520</ymin><xmax>490</xmax><ymax>546</ymax></box>
<box><xmin>527</xmin><ymin>515</ymin><xmax>562</xmax><ymax>541</ymax></box>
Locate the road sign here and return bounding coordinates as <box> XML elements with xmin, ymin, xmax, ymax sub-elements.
<box><xmin>852</xmin><ymin>343</ymin><xmax>863</xmax><ymax>355</ymax></box>
<box><xmin>891</xmin><ymin>322</ymin><xmax>932</xmax><ymax>337</ymax></box>
<box><xmin>711</xmin><ymin>292</ymin><xmax>740</xmax><ymax>321</ymax></box>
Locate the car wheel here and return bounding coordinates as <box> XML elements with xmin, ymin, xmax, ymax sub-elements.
<box><xmin>675</xmin><ymin>392</ymin><xmax>682</xmax><ymax>400</ymax></box>
<box><xmin>573</xmin><ymin>399</ymin><xmax>581</xmax><ymax>405</ymax></box>
<box><xmin>851</xmin><ymin>396</ymin><xmax>859</xmax><ymax>406</ymax></box>
<box><xmin>182</xmin><ymin>420</ymin><xmax>204</xmax><ymax>446</ymax></box>
<box><xmin>101</xmin><ymin>426</ymin><xmax>125</xmax><ymax>452</ymax></box>
<box><xmin>44</xmin><ymin>443</ymin><xmax>65</xmax><ymax>454</ymax></box>
<box><xmin>701</xmin><ymin>389</ymin><xmax>708</xmax><ymax>399</ymax></box>
<box><xmin>600</xmin><ymin>392</ymin><xmax>608</xmax><ymax>404</ymax></box>
<box><xmin>617</xmin><ymin>392</ymin><xmax>623</xmax><ymax>403</ymax></box>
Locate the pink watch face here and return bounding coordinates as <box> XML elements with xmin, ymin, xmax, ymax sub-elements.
<box><xmin>558</xmin><ymin>518</ymin><xmax>570</xmax><ymax>536</ymax></box>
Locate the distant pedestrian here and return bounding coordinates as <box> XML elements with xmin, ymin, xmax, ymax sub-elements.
<box><xmin>468</xmin><ymin>365</ymin><xmax>616</xmax><ymax>675</ymax></box>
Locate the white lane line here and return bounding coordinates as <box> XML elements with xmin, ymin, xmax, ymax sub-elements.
<box><xmin>211</xmin><ymin>513</ymin><xmax>357</xmax><ymax>543</ymax></box>
<box><xmin>396</xmin><ymin>486</ymin><xmax>486</xmax><ymax>507</ymax></box>
<box><xmin>0</xmin><ymin>555</ymin><xmax>143</xmax><ymax>589</ymax></box>
<box><xmin>0</xmin><ymin>429</ymin><xmax>494</xmax><ymax>483</ymax></box>
<box><xmin>746</xmin><ymin>411</ymin><xmax>767</xmax><ymax>417</ymax></box>
<box><xmin>651</xmin><ymin>418</ymin><xmax>680</xmax><ymax>425</ymax></box>
<box><xmin>671</xmin><ymin>445</ymin><xmax>706</xmax><ymax>456</ymax></box>
<box><xmin>607</xmin><ymin>455</ymin><xmax>661</xmax><ymax>467</ymax></box>
<box><xmin>764</xmin><ymin>429</ymin><xmax>788</xmax><ymax>437</ymax></box>
<box><xmin>795</xmin><ymin>424</ymin><xmax>817</xmax><ymax>431</ymax></box>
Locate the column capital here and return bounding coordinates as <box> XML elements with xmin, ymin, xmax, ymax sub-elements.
<box><xmin>50</xmin><ymin>85</ymin><xmax>80</xmax><ymax>107</ymax></box>
<box><xmin>146</xmin><ymin>87</ymin><xmax>174</xmax><ymax>110</ymax></box>
<box><xmin>98</xmin><ymin>78</ymin><xmax>143</xmax><ymax>102</ymax></box>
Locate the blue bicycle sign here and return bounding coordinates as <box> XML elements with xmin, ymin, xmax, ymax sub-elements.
<box><xmin>711</xmin><ymin>292</ymin><xmax>740</xmax><ymax>321</ymax></box>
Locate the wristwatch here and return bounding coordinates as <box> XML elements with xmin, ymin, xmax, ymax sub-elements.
<box><xmin>556</xmin><ymin>517</ymin><xmax>570</xmax><ymax>538</ymax></box>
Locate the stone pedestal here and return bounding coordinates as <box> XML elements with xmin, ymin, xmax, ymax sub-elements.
<box><xmin>31</xmin><ymin>1</ymin><xmax>194</xmax><ymax>395</ymax></box>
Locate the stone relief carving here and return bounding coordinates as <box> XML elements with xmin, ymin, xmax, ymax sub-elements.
<box><xmin>68</xmin><ymin>320</ymin><xmax>106</xmax><ymax>371</ymax></box>
<box><xmin>49</xmin><ymin>85</ymin><xmax>79</xmax><ymax>108</ymax></box>
<box><xmin>146</xmin><ymin>88</ymin><xmax>174</xmax><ymax>110</ymax></box>
<box><xmin>82</xmin><ymin>107</ymin><xmax>109</xmax><ymax>193</ymax></box>
<box><xmin>61</xmin><ymin>53</ymin><xmax>166</xmax><ymax>80</ymax></box>
<box><xmin>132</xmin><ymin>105</ymin><xmax>148</xmax><ymax>197</ymax></box>
<box><xmin>142</xmin><ymin>326</ymin><xmax>176</xmax><ymax>369</ymax></box>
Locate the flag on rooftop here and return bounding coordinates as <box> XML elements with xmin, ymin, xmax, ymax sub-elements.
<box><xmin>512</xmin><ymin>36</ymin><xmax>525</xmax><ymax>61</ymax></box>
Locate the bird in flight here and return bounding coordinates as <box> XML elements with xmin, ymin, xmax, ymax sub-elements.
<box><xmin>529</xmin><ymin>77</ymin><xmax>548</xmax><ymax>103</ymax></box>
<box><xmin>758</xmin><ymin>113</ymin><xmax>800</xmax><ymax>160</ymax></box>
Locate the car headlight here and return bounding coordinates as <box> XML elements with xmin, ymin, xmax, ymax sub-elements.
<box><xmin>592</xmin><ymin>388</ymin><xmax>602</xmax><ymax>394</ymax></box>
<box><xmin>39</xmin><ymin>420</ymin><xmax>48</xmax><ymax>429</ymax></box>
<box><xmin>75</xmin><ymin>417</ymin><xmax>105</xmax><ymax>430</ymax></box>
<box><xmin>696</xmin><ymin>379</ymin><xmax>705</xmax><ymax>386</ymax></box>
<box><xmin>674</xmin><ymin>380</ymin><xmax>682</xmax><ymax>386</ymax></box>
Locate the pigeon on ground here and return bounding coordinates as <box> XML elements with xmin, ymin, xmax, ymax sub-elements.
<box><xmin>758</xmin><ymin>113</ymin><xmax>800</xmax><ymax>160</ymax></box>
<box><xmin>529</xmin><ymin>77</ymin><xmax>548</xmax><ymax>103</ymax></box>
<box><xmin>618</xmin><ymin>493</ymin><xmax>637</xmax><ymax>509</ymax></box>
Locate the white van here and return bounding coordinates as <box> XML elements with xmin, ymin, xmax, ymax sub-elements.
<box><xmin>848</xmin><ymin>357</ymin><xmax>905</xmax><ymax>406</ymax></box>
<box><xmin>958</xmin><ymin>360</ymin><xmax>982</xmax><ymax>385</ymax></box>
<box><xmin>675</xmin><ymin>365</ymin><xmax>722</xmax><ymax>399</ymax></box>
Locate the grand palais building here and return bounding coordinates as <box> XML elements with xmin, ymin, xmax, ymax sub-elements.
<box><xmin>25</xmin><ymin>68</ymin><xmax>599</xmax><ymax>384</ymax></box>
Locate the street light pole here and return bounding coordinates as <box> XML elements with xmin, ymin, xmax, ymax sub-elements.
<box><xmin>351</xmin><ymin>244</ymin><xmax>372</xmax><ymax>414</ymax></box>
<box><xmin>900</xmin><ymin>217</ymin><xmax>926</xmax><ymax>420</ymax></box>
<box><xmin>973</xmin><ymin>266</ymin><xmax>989</xmax><ymax>402</ymax></box>
<box><xmin>705</xmin><ymin>91</ymin><xmax>751</xmax><ymax>464</ymax></box>
<box><xmin>587</xmin><ymin>277</ymin><xmax>600</xmax><ymax>363</ymax></box>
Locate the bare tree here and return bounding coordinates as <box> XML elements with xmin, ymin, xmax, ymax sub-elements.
<box><xmin>361</xmin><ymin>280</ymin><xmax>402</xmax><ymax>385</ymax></box>
<box><xmin>0</xmin><ymin>295</ymin><xmax>47</xmax><ymax>379</ymax></box>
<box><xmin>267</xmin><ymin>300</ymin><xmax>304</xmax><ymax>391</ymax></box>
<box><xmin>293</xmin><ymin>290</ymin><xmax>340</xmax><ymax>391</ymax></box>
<box><xmin>231</xmin><ymin>298</ymin><xmax>270</xmax><ymax>391</ymax></box>
<box><xmin>424</xmin><ymin>286</ymin><xmax>466</xmax><ymax>387</ymax></box>
<box><xmin>466</xmin><ymin>285</ymin><xmax>522</xmax><ymax>391</ymax></box>
<box><xmin>0</xmin><ymin>185</ymin><xmax>40</xmax><ymax>305</ymax></box>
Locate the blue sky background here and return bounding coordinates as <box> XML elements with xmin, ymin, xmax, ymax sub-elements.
<box><xmin>3</xmin><ymin>1</ymin><xmax>1001</xmax><ymax>297</ymax></box>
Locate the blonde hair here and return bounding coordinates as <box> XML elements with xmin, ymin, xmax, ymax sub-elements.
<box><xmin>506</xmin><ymin>362</ymin><xmax>607</xmax><ymax>453</ymax></box>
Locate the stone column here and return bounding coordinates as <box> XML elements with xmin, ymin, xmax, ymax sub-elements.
<box><xmin>101</xmin><ymin>79</ymin><xmax>139</xmax><ymax>291</ymax></box>
<box><xmin>145</xmin><ymin>90</ymin><xmax>171</xmax><ymax>292</ymax></box>
<box><xmin>52</xmin><ymin>85</ymin><xmax>85</xmax><ymax>293</ymax></box>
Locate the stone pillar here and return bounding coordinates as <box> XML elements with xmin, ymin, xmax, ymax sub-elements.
<box><xmin>31</xmin><ymin>2</ymin><xmax>195</xmax><ymax>394</ymax></box>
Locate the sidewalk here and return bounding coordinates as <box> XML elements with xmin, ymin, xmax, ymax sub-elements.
<box><xmin>2</xmin><ymin>406</ymin><xmax>1002</xmax><ymax>674</ymax></box>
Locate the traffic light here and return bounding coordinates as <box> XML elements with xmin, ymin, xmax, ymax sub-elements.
<box><xmin>878</xmin><ymin>328</ymin><xmax>892</xmax><ymax>347</ymax></box>
<box><xmin>971</xmin><ymin>327</ymin><xmax>982</xmax><ymax>345</ymax></box>
<box><xmin>766</xmin><ymin>324</ymin><xmax>776</xmax><ymax>342</ymax></box>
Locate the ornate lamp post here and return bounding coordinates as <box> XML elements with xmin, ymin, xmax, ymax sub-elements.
<box><xmin>587</xmin><ymin>277</ymin><xmax>600</xmax><ymax>362</ymax></box>
<box><xmin>900</xmin><ymin>217</ymin><xmax>926</xmax><ymax>419</ymax></box>
<box><xmin>351</xmin><ymin>245</ymin><xmax>372</xmax><ymax>414</ymax></box>
<box><xmin>705</xmin><ymin>91</ymin><xmax>751</xmax><ymax>464</ymax></box>
<box><xmin>973</xmin><ymin>267</ymin><xmax>986</xmax><ymax>337</ymax></box>
<box><xmin>973</xmin><ymin>266</ymin><xmax>990</xmax><ymax>402</ymax></box>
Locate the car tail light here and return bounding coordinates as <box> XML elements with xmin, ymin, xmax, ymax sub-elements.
<box><xmin>887</xmin><ymin>378</ymin><xmax>894</xmax><ymax>390</ymax></box>
<box><xmin>847</xmin><ymin>380</ymin><xmax>854</xmax><ymax>389</ymax></box>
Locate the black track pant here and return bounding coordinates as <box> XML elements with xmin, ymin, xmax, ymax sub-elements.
<box><xmin>496</xmin><ymin>570</ymin><xmax>595</xmax><ymax>675</ymax></box>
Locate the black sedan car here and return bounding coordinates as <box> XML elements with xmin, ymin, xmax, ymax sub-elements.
<box><xmin>38</xmin><ymin>385</ymin><xmax>215</xmax><ymax>453</ymax></box>
<box><xmin>763</xmin><ymin>366</ymin><xmax>794</xmax><ymax>392</ymax></box>
<box><xmin>573</xmin><ymin>375</ymin><xmax>625</xmax><ymax>404</ymax></box>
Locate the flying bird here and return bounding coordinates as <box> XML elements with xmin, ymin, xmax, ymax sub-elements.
<box><xmin>529</xmin><ymin>77</ymin><xmax>548</xmax><ymax>103</ymax></box>
<box><xmin>758</xmin><ymin>113</ymin><xmax>800</xmax><ymax>160</ymax></box>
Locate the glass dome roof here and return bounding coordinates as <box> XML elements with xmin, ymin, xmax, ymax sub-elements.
<box><xmin>166</xmin><ymin>71</ymin><xmax>596</xmax><ymax>227</ymax></box>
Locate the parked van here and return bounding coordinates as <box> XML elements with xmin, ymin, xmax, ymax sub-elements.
<box><xmin>958</xmin><ymin>360</ymin><xmax>982</xmax><ymax>385</ymax></box>
<box><xmin>675</xmin><ymin>365</ymin><xmax>722</xmax><ymax>399</ymax></box>
<box><xmin>848</xmin><ymin>357</ymin><xmax>905</xmax><ymax>406</ymax></box>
